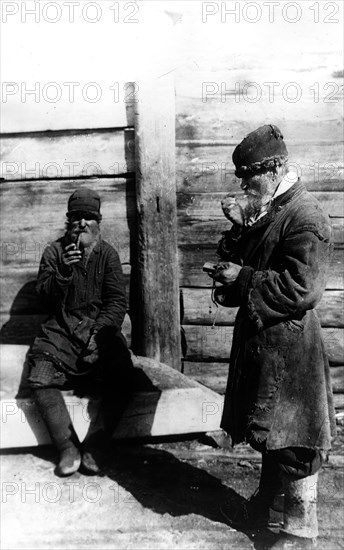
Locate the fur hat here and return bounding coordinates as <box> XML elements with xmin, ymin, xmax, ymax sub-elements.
<box><xmin>232</xmin><ymin>124</ymin><xmax>288</xmax><ymax>178</ymax></box>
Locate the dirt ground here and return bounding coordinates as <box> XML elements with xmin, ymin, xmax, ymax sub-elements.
<box><xmin>1</xmin><ymin>432</ymin><xmax>343</xmax><ymax>550</ymax></box>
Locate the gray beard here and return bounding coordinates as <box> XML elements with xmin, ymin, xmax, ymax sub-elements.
<box><xmin>243</xmin><ymin>195</ymin><xmax>266</xmax><ymax>221</ymax></box>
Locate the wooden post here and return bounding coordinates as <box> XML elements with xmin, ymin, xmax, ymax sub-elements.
<box><xmin>133</xmin><ymin>75</ymin><xmax>181</xmax><ymax>370</ymax></box>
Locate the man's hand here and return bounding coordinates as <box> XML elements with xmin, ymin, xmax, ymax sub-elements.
<box><xmin>62</xmin><ymin>243</ymin><xmax>82</xmax><ymax>269</ymax></box>
<box><xmin>211</xmin><ymin>262</ymin><xmax>242</xmax><ymax>285</ymax></box>
<box><xmin>82</xmin><ymin>333</ymin><xmax>99</xmax><ymax>365</ymax></box>
<box><xmin>221</xmin><ymin>196</ymin><xmax>245</xmax><ymax>226</ymax></box>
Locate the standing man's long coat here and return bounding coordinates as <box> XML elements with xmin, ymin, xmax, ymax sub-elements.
<box><xmin>216</xmin><ymin>181</ymin><xmax>336</xmax><ymax>452</ymax></box>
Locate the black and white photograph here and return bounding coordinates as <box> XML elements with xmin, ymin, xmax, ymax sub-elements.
<box><xmin>0</xmin><ymin>1</ymin><xmax>343</xmax><ymax>549</ymax></box>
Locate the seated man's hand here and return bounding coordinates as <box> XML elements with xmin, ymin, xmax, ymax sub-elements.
<box><xmin>62</xmin><ymin>243</ymin><xmax>82</xmax><ymax>269</ymax></box>
<box><xmin>82</xmin><ymin>333</ymin><xmax>99</xmax><ymax>364</ymax></box>
<box><xmin>212</xmin><ymin>262</ymin><xmax>242</xmax><ymax>285</ymax></box>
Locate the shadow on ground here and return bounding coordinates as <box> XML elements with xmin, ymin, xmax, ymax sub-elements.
<box><xmin>102</xmin><ymin>444</ymin><xmax>280</xmax><ymax>549</ymax></box>
<box><xmin>2</xmin><ymin>442</ymin><xmax>279</xmax><ymax>548</ymax></box>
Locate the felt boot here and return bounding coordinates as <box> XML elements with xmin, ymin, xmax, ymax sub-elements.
<box><xmin>271</xmin><ymin>473</ymin><xmax>319</xmax><ymax>549</ymax></box>
<box><xmin>34</xmin><ymin>388</ymin><xmax>81</xmax><ymax>476</ymax></box>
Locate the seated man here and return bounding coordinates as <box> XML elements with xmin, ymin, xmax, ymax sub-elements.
<box><xmin>28</xmin><ymin>188</ymin><xmax>134</xmax><ymax>476</ymax></box>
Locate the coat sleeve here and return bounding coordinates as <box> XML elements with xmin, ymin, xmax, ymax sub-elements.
<box><xmin>36</xmin><ymin>244</ymin><xmax>73</xmax><ymax>307</ymax></box>
<box><xmin>217</xmin><ymin>226</ymin><xmax>244</xmax><ymax>264</ymax></box>
<box><xmin>93</xmin><ymin>247</ymin><xmax>127</xmax><ymax>332</ymax></box>
<box><xmin>214</xmin><ymin>226</ymin><xmax>248</xmax><ymax>307</ymax></box>
<box><xmin>216</xmin><ymin>221</ymin><xmax>332</xmax><ymax>329</ymax></box>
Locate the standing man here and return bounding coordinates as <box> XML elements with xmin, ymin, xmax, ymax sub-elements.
<box><xmin>211</xmin><ymin>125</ymin><xmax>336</xmax><ymax>549</ymax></box>
<box><xmin>28</xmin><ymin>188</ymin><xmax>134</xmax><ymax>476</ymax></box>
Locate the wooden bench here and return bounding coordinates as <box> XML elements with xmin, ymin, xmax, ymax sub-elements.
<box><xmin>0</xmin><ymin>344</ymin><xmax>224</xmax><ymax>449</ymax></box>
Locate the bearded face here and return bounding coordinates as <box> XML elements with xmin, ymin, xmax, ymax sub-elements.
<box><xmin>67</xmin><ymin>212</ymin><xmax>101</xmax><ymax>249</ymax></box>
<box><xmin>240</xmin><ymin>170</ymin><xmax>278</xmax><ymax>220</ymax></box>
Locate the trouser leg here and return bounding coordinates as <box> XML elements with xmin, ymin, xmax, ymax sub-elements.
<box><xmin>83</xmin><ymin>333</ymin><xmax>134</xmax><ymax>443</ymax></box>
<box><xmin>258</xmin><ymin>451</ymin><xmax>283</xmax><ymax>505</ymax></box>
<box><xmin>81</xmin><ymin>330</ymin><xmax>134</xmax><ymax>473</ymax></box>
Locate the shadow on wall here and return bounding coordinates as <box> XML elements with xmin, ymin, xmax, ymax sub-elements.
<box><xmin>0</xmin><ymin>281</ymin><xmax>49</xmax><ymax>346</ymax></box>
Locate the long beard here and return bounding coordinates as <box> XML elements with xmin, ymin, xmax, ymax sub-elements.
<box><xmin>243</xmin><ymin>194</ymin><xmax>267</xmax><ymax>221</ymax></box>
<box><xmin>78</xmin><ymin>229</ymin><xmax>100</xmax><ymax>249</ymax></box>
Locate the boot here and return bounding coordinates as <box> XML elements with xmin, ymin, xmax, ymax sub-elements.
<box><xmin>221</xmin><ymin>452</ymin><xmax>283</xmax><ymax>528</ymax></box>
<box><xmin>34</xmin><ymin>388</ymin><xmax>81</xmax><ymax>476</ymax></box>
<box><xmin>271</xmin><ymin>473</ymin><xmax>319</xmax><ymax>549</ymax></box>
<box><xmin>81</xmin><ymin>399</ymin><xmax>107</xmax><ymax>475</ymax></box>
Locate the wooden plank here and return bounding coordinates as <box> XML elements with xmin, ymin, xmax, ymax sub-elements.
<box><xmin>1</xmin><ymin>88</ymin><xmax>129</xmax><ymax>134</ymax></box>
<box><xmin>331</xmin><ymin>367</ymin><xmax>344</xmax><ymax>394</ymax></box>
<box><xmin>176</xmin><ymin>143</ymin><xmax>344</xmax><ymax>192</ymax></box>
<box><xmin>0</xmin><ymin>131</ymin><xmax>131</xmax><ymax>181</ymax></box>
<box><xmin>183</xmin><ymin>362</ymin><xmax>344</xmax><ymax>395</ymax></box>
<box><xmin>181</xmin><ymin>289</ymin><xmax>344</xmax><ymax>328</ymax></box>
<box><xmin>178</xmin><ymin>246</ymin><xmax>344</xmax><ymax>290</ymax></box>
<box><xmin>178</xmin><ymin>219</ymin><xmax>344</xmax><ymax>248</ymax></box>
<box><xmin>182</xmin><ymin>325</ymin><xmax>344</xmax><ymax>366</ymax></box>
<box><xmin>176</xmin><ymin>68</ymin><xmax>344</xmax><ymax>142</ymax></box>
<box><xmin>177</xmin><ymin>191</ymin><xmax>344</xmax><ymax>220</ymax></box>
<box><xmin>0</xmin><ymin>349</ymin><xmax>224</xmax><ymax>448</ymax></box>
<box><xmin>134</xmin><ymin>77</ymin><xmax>181</xmax><ymax>370</ymax></box>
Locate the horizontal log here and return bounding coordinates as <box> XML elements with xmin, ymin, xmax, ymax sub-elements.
<box><xmin>181</xmin><ymin>289</ymin><xmax>344</xmax><ymax>328</ymax></box>
<box><xmin>2</xmin><ymin>90</ymin><xmax>129</xmax><ymax>134</ymax></box>
<box><xmin>178</xmin><ymin>246</ymin><xmax>344</xmax><ymax>291</ymax></box>
<box><xmin>176</xmin><ymin>82</ymin><xmax>343</xmax><ymax>142</ymax></box>
<box><xmin>0</xmin><ymin>130</ymin><xmax>135</xmax><ymax>181</ymax></box>
<box><xmin>177</xmin><ymin>191</ymin><xmax>344</xmax><ymax>219</ymax></box>
<box><xmin>176</xmin><ymin>143</ymin><xmax>344</xmax><ymax>192</ymax></box>
<box><xmin>178</xmin><ymin>218</ymin><xmax>344</xmax><ymax>248</ymax></box>
<box><xmin>182</xmin><ymin>325</ymin><xmax>344</xmax><ymax>365</ymax></box>
<box><xmin>183</xmin><ymin>362</ymin><xmax>344</xmax><ymax>396</ymax></box>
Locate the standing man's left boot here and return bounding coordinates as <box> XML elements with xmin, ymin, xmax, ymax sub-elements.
<box><xmin>271</xmin><ymin>472</ymin><xmax>318</xmax><ymax>549</ymax></box>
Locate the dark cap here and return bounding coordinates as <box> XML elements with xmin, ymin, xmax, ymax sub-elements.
<box><xmin>232</xmin><ymin>124</ymin><xmax>288</xmax><ymax>178</ymax></box>
<box><xmin>67</xmin><ymin>188</ymin><xmax>101</xmax><ymax>218</ymax></box>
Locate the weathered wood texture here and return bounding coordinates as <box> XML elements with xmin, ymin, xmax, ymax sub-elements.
<box><xmin>133</xmin><ymin>77</ymin><xmax>181</xmax><ymax>369</ymax></box>
<box><xmin>178</xmin><ymin>217</ymin><xmax>344</xmax><ymax>248</ymax></box>
<box><xmin>177</xmin><ymin>191</ymin><xmax>344</xmax><ymax>219</ymax></box>
<box><xmin>175</xmin><ymin>57</ymin><xmax>343</xmax><ymax>143</ymax></box>
<box><xmin>179</xmin><ymin>247</ymin><xmax>344</xmax><ymax>290</ymax></box>
<box><xmin>176</xmin><ymin>143</ymin><xmax>344</xmax><ymax>193</ymax></box>
<box><xmin>181</xmin><ymin>289</ymin><xmax>344</xmax><ymax>328</ymax></box>
<box><xmin>0</xmin><ymin>130</ymin><xmax>134</xmax><ymax>181</ymax></box>
<box><xmin>182</xmin><ymin>325</ymin><xmax>344</xmax><ymax>366</ymax></box>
